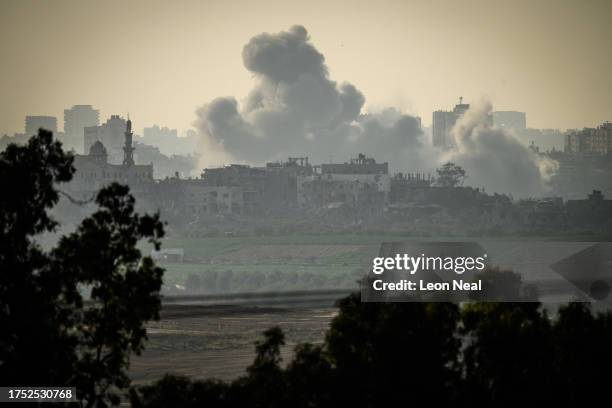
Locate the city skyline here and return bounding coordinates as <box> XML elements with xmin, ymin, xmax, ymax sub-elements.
<box><xmin>1</xmin><ymin>0</ymin><xmax>611</xmax><ymax>137</ymax></box>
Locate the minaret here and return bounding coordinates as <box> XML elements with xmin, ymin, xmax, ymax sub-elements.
<box><xmin>123</xmin><ymin>116</ymin><xmax>135</xmax><ymax>166</ymax></box>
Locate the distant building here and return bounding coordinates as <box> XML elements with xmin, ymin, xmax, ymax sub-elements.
<box><xmin>133</xmin><ymin>142</ymin><xmax>196</xmax><ymax>179</ymax></box>
<box><xmin>564</xmin><ymin>122</ymin><xmax>612</xmax><ymax>155</ymax></box>
<box><xmin>516</xmin><ymin>197</ymin><xmax>566</xmax><ymax>228</ymax></box>
<box><xmin>389</xmin><ymin>172</ymin><xmax>433</xmax><ymax>203</ymax></box>
<box><xmin>84</xmin><ymin>115</ymin><xmax>128</xmax><ymax>164</ymax></box>
<box><xmin>320</xmin><ymin>153</ymin><xmax>388</xmax><ymax>175</ymax></box>
<box><xmin>143</xmin><ymin>125</ymin><xmax>177</xmax><ymax>141</ymax></box>
<box><xmin>298</xmin><ymin>154</ymin><xmax>390</xmax><ymax>209</ymax></box>
<box><xmin>143</xmin><ymin>125</ymin><xmax>177</xmax><ymax>151</ymax></box>
<box><xmin>264</xmin><ymin>157</ymin><xmax>314</xmax><ymax>211</ymax></box>
<box><xmin>142</xmin><ymin>125</ymin><xmax>197</xmax><ymax>156</ymax></box>
<box><xmin>492</xmin><ymin>111</ymin><xmax>526</xmax><ymax>130</ymax></box>
<box><xmin>200</xmin><ymin>157</ymin><xmax>314</xmax><ymax>214</ymax></box>
<box><xmin>516</xmin><ymin>128</ymin><xmax>564</xmax><ymax>152</ymax></box>
<box><xmin>0</xmin><ymin>133</ymin><xmax>28</xmax><ymax>150</ymax></box>
<box><xmin>566</xmin><ymin>190</ymin><xmax>612</xmax><ymax>226</ymax></box>
<box><xmin>25</xmin><ymin>115</ymin><xmax>57</xmax><ymax>136</ymax></box>
<box><xmin>202</xmin><ymin>164</ymin><xmax>267</xmax><ymax>189</ymax></box>
<box><xmin>64</xmin><ymin>105</ymin><xmax>99</xmax><ymax>153</ymax></box>
<box><xmin>548</xmin><ymin>149</ymin><xmax>612</xmax><ymax>199</ymax></box>
<box><xmin>68</xmin><ymin>118</ymin><xmax>153</xmax><ymax>198</ymax></box>
<box><xmin>157</xmin><ymin>177</ymin><xmax>246</xmax><ymax>216</ymax></box>
<box><xmin>432</xmin><ymin>97</ymin><xmax>471</xmax><ymax>148</ymax></box>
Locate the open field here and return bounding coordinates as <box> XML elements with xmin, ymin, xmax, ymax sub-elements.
<box><xmin>145</xmin><ymin>235</ymin><xmax>381</xmax><ymax>293</ymax></box>
<box><xmin>152</xmin><ymin>233</ymin><xmax>612</xmax><ymax>261</ymax></box>
<box><xmin>140</xmin><ymin>233</ymin><xmax>611</xmax><ymax>293</ymax></box>
<box><xmin>130</xmin><ymin>304</ymin><xmax>337</xmax><ymax>383</ymax></box>
<box><xmin>130</xmin><ymin>233</ymin><xmax>612</xmax><ymax>384</ymax></box>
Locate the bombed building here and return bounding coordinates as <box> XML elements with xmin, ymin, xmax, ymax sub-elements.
<box><xmin>155</xmin><ymin>176</ymin><xmax>246</xmax><ymax>217</ymax></box>
<box><xmin>297</xmin><ymin>154</ymin><xmax>390</xmax><ymax>212</ymax></box>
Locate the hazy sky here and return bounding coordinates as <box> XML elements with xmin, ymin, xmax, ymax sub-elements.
<box><xmin>1</xmin><ymin>0</ymin><xmax>610</xmax><ymax>135</ymax></box>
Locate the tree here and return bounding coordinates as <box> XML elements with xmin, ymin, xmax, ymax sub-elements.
<box><xmin>469</xmin><ymin>267</ymin><xmax>539</xmax><ymax>302</ymax></box>
<box><xmin>0</xmin><ymin>130</ymin><xmax>165</xmax><ymax>406</ymax></box>
<box><xmin>552</xmin><ymin>303</ymin><xmax>612</xmax><ymax>405</ymax></box>
<box><xmin>131</xmin><ymin>291</ymin><xmax>612</xmax><ymax>408</ymax></box>
<box><xmin>460</xmin><ymin>302</ymin><xmax>553</xmax><ymax>406</ymax></box>
<box><xmin>129</xmin><ymin>374</ymin><xmax>231</xmax><ymax>408</ymax></box>
<box><xmin>239</xmin><ymin>326</ymin><xmax>288</xmax><ymax>408</ymax></box>
<box><xmin>435</xmin><ymin>162</ymin><xmax>467</xmax><ymax>187</ymax></box>
<box><xmin>325</xmin><ymin>294</ymin><xmax>461</xmax><ymax>407</ymax></box>
<box><xmin>0</xmin><ymin>128</ymin><xmax>76</xmax><ymax>387</ymax></box>
<box><xmin>131</xmin><ymin>296</ymin><xmax>462</xmax><ymax>408</ymax></box>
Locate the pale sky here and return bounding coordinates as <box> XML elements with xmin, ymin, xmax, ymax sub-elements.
<box><xmin>1</xmin><ymin>0</ymin><xmax>610</xmax><ymax>135</ymax></box>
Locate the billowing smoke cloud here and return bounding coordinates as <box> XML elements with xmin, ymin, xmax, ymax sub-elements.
<box><xmin>195</xmin><ymin>25</ymin><xmax>431</xmax><ymax>171</ymax></box>
<box><xmin>444</xmin><ymin>101</ymin><xmax>558</xmax><ymax>198</ymax></box>
<box><xmin>195</xmin><ymin>25</ymin><xmax>556</xmax><ymax>198</ymax></box>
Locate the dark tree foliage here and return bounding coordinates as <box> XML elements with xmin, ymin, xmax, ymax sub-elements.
<box><xmin>460</xmin><ymin>302</ymin><xmax>554</xmax><ymax>407</ymax></box>
<box><xmin>469</xmin><ymin>267</ymin><xmax>540</xmax><ymax>301</ymax></box>
<box><xmin>0</xmin><ymin>129</ymin><xmax>76</xmax><ymax>385</ymax></box>
<box><xmin>129</xmin><ymin>374</ymin><xmax>232</xmax><ymax>408</ymax></box>
<box><xmin>0</xmin><ymin>130</ymin><xmax>165</xmax><ymax>407</ymax></box>
<box><xmin>325</xmin><ymin>294</ymin><xmax>461</xmax><ymax>407</ymax></box>
<box><xmin>131</xmin><ymin>296</ymin><xmax>462</xmax><ymax>408</ymax></box>
<box><xmin>133</xmin><ymin>296</ymin><xmax>612</xmax><ymax>408</ymax></box>
<box><xmin>237</xmin><ymin>326</ymin><xmax>287</xmax><ymax>408</ymax></box>
<box><xmin>552</xmin><ymin>302</ymin><xmax>612</xmax><ymax>406</ymax></box>
<box><xmin>435</xmin><ymin>161</ymin><xmax>467</xmax><ymax>188</ymax></box>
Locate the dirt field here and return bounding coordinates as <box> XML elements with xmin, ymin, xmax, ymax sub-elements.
<box><xmin>130</xmin><ymin>304</ymin><xmax>337</xmax><ymax>384</ymax></box>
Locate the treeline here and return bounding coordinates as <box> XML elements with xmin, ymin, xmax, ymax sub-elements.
<box><xmin>131</xmin><ymin>298</ymin><xmax>612</xmax><ymax>407</ymax></box>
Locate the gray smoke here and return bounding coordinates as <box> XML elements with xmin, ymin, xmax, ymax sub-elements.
<box><xmin>195</xmin><ymin>25</ymin><xmax>556</xmax><ymax>198</ymax></box>
<box><xmin>444</xmin><ymin>101</ymin><xmax>558</xmax><ymax>198</ymax></box>
<box><xmin>195</xmin><ymin>25</ymin><xmax>430</xmax><ymax>171</ymax></box>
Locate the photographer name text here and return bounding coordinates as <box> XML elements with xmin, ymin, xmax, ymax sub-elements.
<box><xmin>372</xmin><ymin>279</ymin><xmax>482</xmax><ymax>292</ymax></box>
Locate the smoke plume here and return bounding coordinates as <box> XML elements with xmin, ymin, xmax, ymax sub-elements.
<box><xmin>444</xmin><ymin>101</ymin><xmax>558</xmax><ymax>197</ymax></box>
<box><xmin>195</xmin><ymin>25</ymin><xmax>430</xmax><ymax>171</ymax></box>
<box><xmin>195</xmin><ymin>25</ymin><xmax>556</xmax><ymax>197</ymax></box>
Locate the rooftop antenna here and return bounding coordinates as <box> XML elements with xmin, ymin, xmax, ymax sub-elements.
<box><xmin>459</xmin><ymin>96</ymin><xmax>463</xmax><ymax>105</ymax></box>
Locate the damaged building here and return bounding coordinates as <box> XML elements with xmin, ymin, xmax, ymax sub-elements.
<box><xmin>155</xmin><ymin>176</ymin><xmax>246</xmax><ymax>217</ymax></box>
<box><xmin>297</xmin><ymin>154</ymin><xmax>390</xmax><ymax>212</ymax></box>
<box><xmin>199</xmin><ymin>157</ymin><xmax>314</xmax><ymax>215</ymax></box>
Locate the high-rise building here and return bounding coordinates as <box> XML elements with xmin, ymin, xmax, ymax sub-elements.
<box><xmin>25</xmin><ymin>115</ymin><xmax>57</xmax><ymax>136</ymax></box>
<box><xmin>492</xmin><ymin>111</ymin><xmax>527</xmax><ymax>130</ymax></box>
<box><xmin>64</xmin><ymin>105</ymin><xmax>99</xmax><ymax>153</ymax></box>
<box><xmin>84</xmin><ymin>115</ymin><xmax>128</xmax><ymax>164</ymax></box>
<box><xmin>432</xmin><ymin>97</ymin><xmax>470</xmax><ymax>148</ymax></box>
<box><xmin>565</xmin><ymin>122</ymin><xmax>612</xmax><ymax>155</ymax></box>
